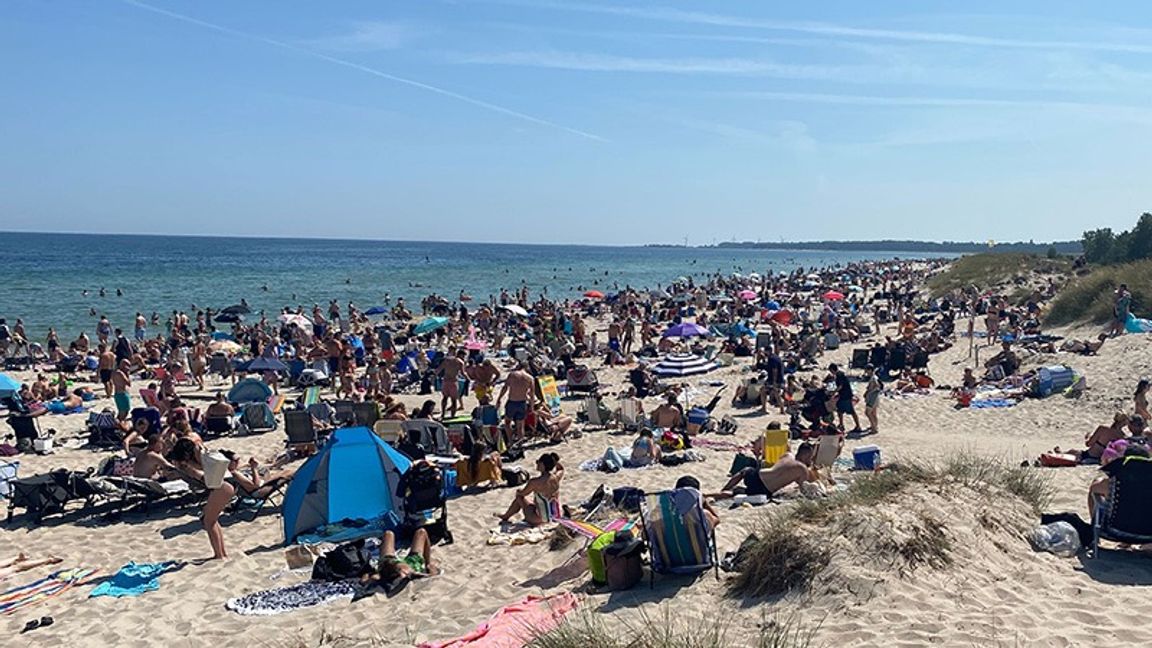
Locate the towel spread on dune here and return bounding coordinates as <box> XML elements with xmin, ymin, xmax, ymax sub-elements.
<box><xmin>225</xmin><ymin>580</ymin><xmax>358</xmax><ymax>616</ymax></box>
<box><xmin>419</xmin><ymin>592</ymin><xmax>580</xmax><ymax>648</ymax></box>
<box><xmin>90</xmin><ymin>561</ymin><xmax>180</xmax><ymax>598</ymax></box>
<box><xmin>0</xmin><ymin>568</ymin><xmax>99</xmax><ymax>615</ymax></box>
<box><xmin>486</xmin><ymin>523</ymin><xmax>557</xmax><ymax>546</ymax></box>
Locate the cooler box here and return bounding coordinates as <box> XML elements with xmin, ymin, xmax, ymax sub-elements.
<box><xmin>1034</xmin><ymin>366</ymin><xmax>1075</xmax><ymax>398</ymax></box>
<box><xmin>763</xmin><ymin>429</ymin><xmax>789</xmax><ymax>466</ymax></box>
<box><xmin>853</xmin><ymin>445</ymin><xmax>881</xmax><ymax>471</ymax></box>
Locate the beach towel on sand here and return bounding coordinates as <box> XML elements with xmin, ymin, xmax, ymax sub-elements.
<box><xmin>225</xmin><ymin>580</ymin><xmax>357</xmax><ymax>616</ymax></box>
<box><xmin>419</xmin><ymin>592</ymin><xmax>579</xmax><ymax>648</ymax></box>
<box><xmin>0</xmin><ymin>568</ymin><xmax>99</xmax><ymax>615</ymax></box>
<box><xmin>90</xmin><ymin>561</ymin><xmax>180</xmax><ymax>598</ymax></box>
<box><xmin>486</xmin><ymin>523</ymin><xmax>557</xmax><ymax>546</ymax></box>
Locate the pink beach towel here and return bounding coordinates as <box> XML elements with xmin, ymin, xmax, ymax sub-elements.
<box><xmin>419</xmin><ymin>592</ymin><xmax>580</xmax><ymax>648</ymax></box>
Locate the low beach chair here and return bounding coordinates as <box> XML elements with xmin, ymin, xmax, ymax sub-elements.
<box><xmin>283</xmin><ymin>410</ymin><xmax>318</xmax><ymax>453</ymax></box>
<box><xmin>1091</xmin><ymin>456</ymin><xmax>1152</xmax><ymax>558</ymax></box>
<box><xmin>208</xmin><ymin>354</ymin><xmax>232</xmax><ymax>381</ymax></box>
<box><xmin>0</xmin><ymin>461</ymin><xmax>18</xmax><ymax>499</ymax></box>
<box><xmin>203</xmin><ymin>415</ymin><xmax>235</xmax><ymax>437</ymax></box>
<box><xmin>639</xmin><ymin>488</ymin><xmax>719</xmax><ymax>586</ymax></box>
<box><xmin>333</xmin><ymin>400</ymin><xmax>355</xmax><ymax>427</ymax></box>
<box><xmin>352</xmin><ymin>401</ymin><xmax>380</xmax><ymax>427</ymax></box>
<box><xmin>302</xmin><ymin>386</ymin><xmax>321</xmax><ymax>407</ymax></box>
<box><xmin>581</xmin><ymin>396</ymin><xmax>612</xmax><ymax>429</ymax></box>
<box><xmin>139</xmin><ymin>388</ymin><xmax>163</xmax><ymax>410</ymax></box>
<box><xmin>617</xmin><ymin>398</ymin><xmax>645</xmax><ymax>432</ymax></box>
<box><xmin>267</xmin><ymin>394</ymin><xmax>287</xmax><ymax>415</ymax></box>
<box><xmin>373</xmin><ymin>419</ymin><xmax>403</xmax><ymax>444</ymax></box>
<box><xmin>111</xmin><ymin>476</ymin><xmax>194</xmax><ymax>517</ymax></box>
<box><xmin>238</xmin><ymin>402</ymin><xmax>277</xmax><ymax>434</ymax></box>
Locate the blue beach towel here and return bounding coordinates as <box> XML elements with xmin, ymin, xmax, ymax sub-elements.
<box><xmin>90</xmin><ymin>561</ymin><xmax>180</xmax><ymax>598</ymax></box>
<box><xmin>969</xmin><ymin>398</ymin><xmax>1017</xmax><ymax>409</ymax></box>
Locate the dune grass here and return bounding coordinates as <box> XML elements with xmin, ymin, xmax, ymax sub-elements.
<box><xmin>727</xmin><ymin>453</ymin><xmax>1052</xmax><ymax>600</ymax></box>
<box><xmin>1045</xmin><ymin>259</ymin><xmax>1152</xmax><ymax>326</ymax></box>
<box><xmin>927</xmin><ymin>253</ymin><xmax>1070</xmax><ymax>297</ymax></box>
<box><xmin>529</xmin><ymin>608</ymin><xmax>819</xmax><ymax>648</ymax></box>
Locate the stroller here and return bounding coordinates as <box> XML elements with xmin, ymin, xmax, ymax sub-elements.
<box><xmin>398</xmin><ymin>459</ymin><xmax>453</xmax><ymax>545</ymax></box>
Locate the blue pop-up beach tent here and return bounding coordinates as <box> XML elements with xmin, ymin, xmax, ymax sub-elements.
<box><xmin>282</xmin><ymin>427</ymin><xmax>412</xmax><ymax>543</ymax></box>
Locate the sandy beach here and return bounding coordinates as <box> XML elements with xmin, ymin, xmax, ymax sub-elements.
<box><xmin>3</xmin><ymin>286</ymin><xmax>1151</xmax><ymax>648</ymax></box>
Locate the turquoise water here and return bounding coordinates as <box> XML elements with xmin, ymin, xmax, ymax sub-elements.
<box><xmin>0</xmin><ymin>232</ymin><xmax>948</xmax><ymax>339</ymax></box>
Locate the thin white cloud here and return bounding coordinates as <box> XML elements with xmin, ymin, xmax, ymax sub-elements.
<box><xmin>117</xmin><ymin>0</ymin><xmax>606</xmax><ymax>141</ymax></box>
<box><xmin>304</xmin><ymin>21</ymin><xmax>420</xmax><ymax>52</ymax></box>
<box><xmin>456</xmin><ymin>51</ymin><xmax>876</xmax><ymax>81</ymax></box>
<box><xmin>483</xmin><ymin>0</ymin><xmax>1152</xmax><ymax>55</ymax></box>
<box><xmin>730</xmin><ymin>90</ymin><xmax>1151</xmax><ymax>114</ymax></box>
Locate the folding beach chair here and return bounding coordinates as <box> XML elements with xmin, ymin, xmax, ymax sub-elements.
<box><xmin>373</xmin><ymin>419</ymin><xmax>404</xmax><ymax>444</ymax></box>
<box><xmin>639</xmin><ymin>488</ymin><xmax>719</xmax><ymax>586</ymax></box>
<box><xmin>138</xmin><ymin>388</ymin><xmax>163</xmax><ymax>410</ymax></box>
<box><xmin>203</xmin><ymin>415</ymin><xmax>235</xmax><ymax>437</ymax></box>
<box><xmin>8</xmin><ymin>415</ymin><xmax>42</xmax><ymax>451</ymax></box>
<box><xmin>130</xmin><ymin>407</ymin><xmax>162</xmax><ymax>435</ymax></box>
<box><xmin>0</xmin><ymin>461</ymin><xmax>18</xmax><ymax>499</ymax></box>
<box><xmin>581</xmin><ymin>396</ymin><xmax>612</xmax><ymax>429</ymax></box>
<box><xmin>1091</xmin><ymin>456</ymin><xmax>1152</xmax><ymax>558</ymax></box>
<box><xmin>617</xmin><ymin>398</ymin><xmax>645</xmax><ymax>432</ymax></box>
<box><xmin>230</xmin><ymin>475</ymin><xmax>288</xmax><ymax>522</ymax></box>
<box><xmin>399</xmin><ymin>459</ymin><xmax>453</xmax><ymax>545</ymax></box>
<box><xmin>402</xmin><ymin>420</ymin><xmax>453</xmax><ymax>457</ymax></box>
<box><xmin>283</xmin><ymin>410</ymin><xmax>318</xmax><ymax>452</ymax></box>
<box><xmin>333</xmin><ymin>400</ymin><xmax>355</xmax><ymax>427</ymax></box>
<box><xmin>110</xmin><ymin>476</ymin><xmax>194</xmax><ymax>517</ymax></box>
<box><xmin>238</xmin><ymin>402</ymin><xmax>277</xmax><ymax>434</ymax></box>
<box><xmin>208</xmin><ymin>353</ymin><xmax>233</xmax><ymax>380</ymax></box>
<box><xmin>352</xmin><ymin>401</ymin><xmax>380</xmax><ymax>428</ymax></box>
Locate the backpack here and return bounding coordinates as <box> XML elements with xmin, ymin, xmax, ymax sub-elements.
<box><xmin>311</xmin><ymin>539</ymin><xmax>373</xmax><ymax>582</ymax></box>
<box><xmin>399</xmin><ymin>460</ymin><xmax>444</xmax><ymax>513</ymax></box>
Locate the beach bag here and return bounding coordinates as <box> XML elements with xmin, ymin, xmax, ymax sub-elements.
<box><xmin>604</xmin><ymin>534</ymin><xmax>644</xmax><ymax>591</ymax></box>
<box><xmin>311</xmin><ymin>539</ymin><xmax>373</xmax><ymax>582</ymax></box>
<box><xmin>587</xmin><ymin>531</ymin><xmax>616</xmax><ymax>586</ymax></box>
<box><xmin>716</xmin><ymin>416</ymin><xmax>738</xmax><ymax>435</ymax></box>
<box><xmin>201</xmin><ymin>451</ymin><xmax>230</xmax><ymax>489</ymax></box>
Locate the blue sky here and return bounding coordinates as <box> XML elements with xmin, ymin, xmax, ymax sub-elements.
<box><xmin>3</xmin><ymin>0</ymin><xmax>1151</xmax><ymax>245</ymax></box>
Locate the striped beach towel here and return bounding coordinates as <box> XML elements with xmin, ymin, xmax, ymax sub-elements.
<box><xmin>0</xmin><ymin>568</ymin><xmax>99</xmax><ymax>615</ymax></box>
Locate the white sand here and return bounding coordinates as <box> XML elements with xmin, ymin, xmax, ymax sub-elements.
<box><xmin>3</xmin><ymin>319</ymin><xmax>1151</xmax><ymax>647</ymax></box>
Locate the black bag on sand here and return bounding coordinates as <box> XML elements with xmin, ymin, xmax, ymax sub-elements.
<box><xmin>312</xmin><ymin>539</ymin><xmax>373</xmax><ymax>582</ymax></box>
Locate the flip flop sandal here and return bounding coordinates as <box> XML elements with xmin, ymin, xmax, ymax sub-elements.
<box><xmin>40</xmin><ymin>616</ymin><xmax>54</xmax><ymax>628</ymax></box>
<box><xmin>21</xmin><ymin>619</ymin><xmax>40</xmax><ymax>633</ymax></box>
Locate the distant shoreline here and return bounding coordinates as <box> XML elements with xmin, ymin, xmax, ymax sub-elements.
<box><xmin>645</xmin><ymin>240</ymin><xmax>1082</xmax><ymax>254</ymax></box>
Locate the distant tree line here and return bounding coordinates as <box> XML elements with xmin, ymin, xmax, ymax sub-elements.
<box><xmin>705</xmin><ymin>239</ymin><xmax>1082</xmax><ymax>254</ymax></box>
<box><xmin>1081</xmin><ymin>213</ymin><xmax>1152</xmax><ymax>264</ymax></box>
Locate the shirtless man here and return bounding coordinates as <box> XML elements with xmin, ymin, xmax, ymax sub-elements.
<box><xmin>606</xmin><ymin>320</ymin><xmax>622</xmax><ymax>365</ymax></box>
<box><xmin>324</xmin><ymin>334</ymin><xmax>343</xmax><ymax>391</ymax></box>
<box><xmin>112</xmin><ymin>359</ymin><xmax>132</xmax><ymax>421</ymax></box>
<box><xmin>468</xmin><ymin>358</ymin><xmax>501</xmax><ymax>403</ymax></box>
<box><xmin>98</xmin><ymin>344</ymin><xmax>116</xmax><ymax>398</ymax></box>
<box><xmin>714</xmin><ymin>442</ymin><xmax>818</xmax><ymax>498</ymax></box>
<box><xmin>650</xmin><ymin>393</ymin><xmax>684</xmax><ymax>430</ymax></box>
<box><xmin>438</xmin><ymin>348</ymin><xmax>466</xmax><ymax>418</ymax></box>
<box><xmin>205</xmin><ymin>392</ymin><xmax>235</xmax><ymax>418</ymax></box>
<box><xmin>496</xmin><ymin>362</ymin><xmax>535</xmax><ymax>445</ymax></box>
<box><xmin>132</xmin><ymin>434</ymin><xmax>176</xmax><ymax>479</ymax></box>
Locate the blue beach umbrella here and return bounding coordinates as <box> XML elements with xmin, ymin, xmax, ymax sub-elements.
<box><xmin>247</xmin><ymin>356</ymin><xmax>288</xmax><ymax>372</ymax></box>
<box><xmin>364</xmin><ymin>306</ymin><xmax>388</xmax><ymax>315</ymax></box>
<box><xmin>412</xmin><ymin>316</ymin><xmax>450</xmax><ymax>336</ymax></box>
<box><xmin>0</xmin><ymin>372</ymin><xmax>20</xmax><ymax>396</ymax></box>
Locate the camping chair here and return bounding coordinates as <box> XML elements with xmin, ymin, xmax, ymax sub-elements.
<box><xmin>333</xmin><ymin>400</ymin><xmax>356</xmax><ymax>427</ymax></box>
<box><xmin>8</xmin><ymin>415</ymin><xmax>42</xmax><ymax>450</ymax></box>
<box><xmin>581</xmin><ymin>396</ymin><xmax>612</xmax><ymax>429</ymax></box>
<box><xmin>0</xmin><ymin>461</ymin><xmax>18</xmax><ymax>499</ymax></box>
<box><xmin>238</xmin><ymin>402</ymin><xmax>277</xmax><ymax>434</ymax></box>
<box><xmin>138</xmin><ymin>388</ymin><xmax>163</xmax><ymax>410</ymax></box>
<box><xmin>203</xmin><ymin>415</ymin><xmax>235</xmax><ymax>437</ymax></box>
<box><xmin>373</xmin><ymin>419</ymin><xmax>404</xmax><ymax>444</ymax></box>
<box><xmin>229</xmin><ymin>475</ymin><xmax>289</xmax><ymax>522</ymax></box>
<box><xmin>617</xmin><ymin>398</ymin><xmax>645</xmax><ymax>432</ymax></box>
<box><xmin>86</xmin><ymin>411</ymin><xmax>122</xmax><ymax>448</ymax></box>
<box><xmin>208</xmin><ymin>354</ymin><xmax>232</xmax><ymax>381</ymax></box>
<box><xmin>131</xmin><ymin>407</ymin><xmax>163</xmax><ymax>435</ymax></box>
<box><xmin>472</xmin><ymin>405</ymin><xmax>505</xmax><ymax>452</ymax></box>
<box><xmin>850</xmin><ymin>348</ymin><xmax>870</xmax><ymax>371</ymax></box>
<box><xmin>400</xmin><ymin>460</ymin><xmax>453</xmax><ymax>544</ymax></box>
<box><xmin>353</xmin><ymin>401</ymin><xmax>380</xmax><ymax>428</ymax></box>
<box><xmin>284</xmin><ymin>411</ymin><xmax>318</xmax><ymax>453</ymax></box>
<box><xmin>307</xmin><ymin>402</ymin><xmax>335</xmax><ymax>427</ymax></box>
<box><xmin>109</xmin><ymin>476</ymin><xmax>194</xmax><ymax>517</ymax></box>
<box><xmin>402</xmin><ymin>420</ymin><xmax>454</xmax><ymax>457</ymax></box>
<box><xmin>639</xmin><ymin>488</ymin><xmax>719</xmax><ymax>586</ymax></box>
<box><xmin>1091</xmin><ymin>456</ymin><xmax>1152</xmax><ymax>558</ymax></box>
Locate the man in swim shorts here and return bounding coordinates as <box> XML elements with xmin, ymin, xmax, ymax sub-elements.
<box><xmin>437</xmin><ymin>348</ymin><xmax>466</xmax><ymax>418</ymax></box>
<box><xmin>98</xmin><ymin>344</ymin><xmax>116</xmax><ymax>398</ymax></box>
<box><xmin>496</xmin><ymin>362</ymin><xmax>535</xmax><ymax>445</ymax></box>
<box><xmin>111</xmin><ymin>359</ymin><xmax>132</xmax><ymax>421</ymax></box>
<box><xmin>714</xmin><ymin>442</ymin><xmax>817</xmax><ymax>498</ymax></box>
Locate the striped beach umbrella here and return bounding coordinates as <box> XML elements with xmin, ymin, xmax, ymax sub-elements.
<box><xmin>652</xmin><ymin>353</ymin><xmax>717</xmax><ymax>377</ymax></box>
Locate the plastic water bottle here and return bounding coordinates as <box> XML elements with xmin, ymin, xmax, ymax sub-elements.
<box><xmin>1028</xmin><ymin>521</ymin><xmax>1081</xmax><ymax>557</ymax></box>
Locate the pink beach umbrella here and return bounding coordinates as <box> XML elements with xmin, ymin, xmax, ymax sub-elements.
<box><xmin>823</xmin><ymin>290</ymin><xmax>845</xmax><ymax>301</ymax></box>
<box><xmin>738</xmin><ymin>289</ymin><xmax>758</xmax><ymax>301</ymax></box>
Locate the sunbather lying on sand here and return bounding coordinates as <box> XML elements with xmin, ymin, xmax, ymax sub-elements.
<box><xmin>712</xmin><ymin>442</ymin><xmax>818</xmax><ymax>499</ymax></box>
<box><xmin>1060</xmin><ymin>334</ymin><xmax>1107</xmax><ymax>355</ymax></box>
<box><xmin>0</xmin><ymin>553</ymin><xmax>62</xmax><ymax>580</ymax></box>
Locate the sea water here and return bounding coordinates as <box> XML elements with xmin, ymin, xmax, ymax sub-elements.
<box><xmin>0</xmin><ymin>232</ymin><xmax>949</xmax><ymax>339</ymax></box>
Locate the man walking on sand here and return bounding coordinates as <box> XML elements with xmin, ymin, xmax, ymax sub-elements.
<box><xmin>438</xmin><ymin>347</ymin><xmax>466</xmax><ymax>418</ymax></box>
<box><xmin>112</xmin><ymin>359</ymin><xmax>132</xmax><ymax>421</ymax></box>
<box><xmin>98</xmin><ymin>344</ymin><xmax>116</xmax><ymax>398</ymax></box>
<box><xmin>496</xmin><ymin>362</ymin><xmax>535</xmax><ymax>446</ymax></box>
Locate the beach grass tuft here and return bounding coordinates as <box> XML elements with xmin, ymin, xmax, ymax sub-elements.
<box><xmin>529</xmin><ymin>607</ymin><xmax>819</xmax><ymax>648</ymax></box>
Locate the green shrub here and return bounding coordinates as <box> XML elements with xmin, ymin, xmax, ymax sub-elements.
<box><xmin>1045</xmin><ymin>259</ymin><xmax>1152</xmax><ymax>326</ymax></box>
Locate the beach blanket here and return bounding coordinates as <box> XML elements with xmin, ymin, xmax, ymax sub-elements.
<box><xmin>486</xmin><ymin>523</ymin><xmax>557</xmax><ymax>546</ymax></box>
<box><xmin>295</xmin><ymin>514</ymin><xmax>397</xmax><ymax>546</ymax></box>
<box><xmin>689</xmin><ymin>437</ymin><xmax>749</xmax><ymax>452</ymax></box>
<box><xmin>969</xmin><ymin>398</ymin><xmax>1018</xmax><ymax>409</ymax></box>
<box><xmin>419</xmin><ymin>592</ymin><xmax>580</xmax><ymax>648</ymax></box>
<box><xmin>225</xmin><ymin>580</ymin><xmax>358</xmax><ymax>616</ymax></box>
<box><xmin>90</xmin><ymin>561</ymin><xmax>180</xmax><ymax>598</ymax></box>
<box><xmin>0</xmin><ymin>568</ymin><xmax>99</xmax><ymax>615</ymax></box>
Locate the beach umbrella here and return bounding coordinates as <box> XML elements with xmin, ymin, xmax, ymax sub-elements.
<box><xmin>500</xmin><ymin>304</ymin><xmax>529</xmax><ymax>317</ymax></box>
<box><xmin>584</xmin><ymin>290</ymin><xmax>605</xmax><ymax>299</ymax></box>
<box><xmin>214</xmin><ymin>312</ymin><xmax>244</xmax><ymax>323</ymax></box>
<box><xmin>0</xmin><ymin>372</ymin><xmax>20</xmax><ymax>396</ymax></box>
<box><xmin>806</xmin><ymin>273</ymin><xmax>820</xmax><ymax>281</ymax></box>
<box><xmin>727</xmin><ymin>323</ymin><xmax>755</xmax><ymax>337</ymax></box>
<box><xmin>848</xmin><ymin>285</ymin><xmax>864</xmax><ymax>293</ymax></box>
<box><xmin>738</xmin><ymin>289</ymin><xmax>758</xmax><ymax>301</ymax></box>
<box><xmin>652</xmin><ymin>353</ymin><xmax>717</xmax><ymax>377</ymax></box>
<box><xmin>209</xmin><ymin>339</ymin><xmax>242</xmax><ymax>354</ymax></box>
<box><xmin>765</xmin><ymin>300</ymin><xmax>781</xmax><ymax>311</ymax></box>
<box><xmin>662</xmin><ymin>322</ymin><xmax>709</xmax><ymax>338</ymax></box>
<box><xmin>412</xmin><ymin>316</ymin><xmax>449</xmax><ymax>336</ymax></box>
<box><xmin>221</xmin><ymin>304</ymin><xmax>251</xmax><ymax>315</ymax></box>
<box><xmin>823</xmin><ymin>290</ymin><xmax>845</xmax><ymax>301</ymax></box>
<box><xmin>247</xmin><ymin>356</ymin><xmax>288</xmax><ymax>372</ymax></box>
<box><xmin>710</xmin><ymin>294</ymin><xmax>733</xmax><ymax>303</ymax></box>
<box><xmin>770</xmin><ymin>310</ymin><xmax>794</xmax><ymax>325</ymax></box>
<box><xmin>278</xmin><ymin>313</ymin><xmax>312</xmax><ymax>328</ymax></box>
<box><xmin>364</xmin><ymin>306</ymin><xmax>389</xmax><ymax>316</ymax></box>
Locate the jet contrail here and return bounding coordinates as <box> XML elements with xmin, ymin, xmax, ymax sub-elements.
<box><xmin>118</xmin><ymin>0</ymin><xmax>607</xmax><ymax>142</ymax></box>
